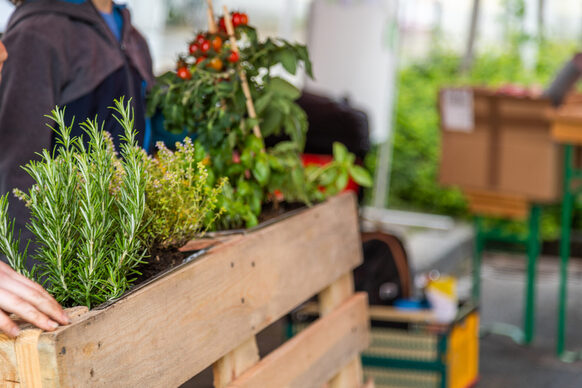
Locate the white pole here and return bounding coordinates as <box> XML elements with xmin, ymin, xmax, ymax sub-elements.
<box><xmin>372</xmin><ymin>0</ymin><xmax>400</xmax><ymax>208</ymax></box>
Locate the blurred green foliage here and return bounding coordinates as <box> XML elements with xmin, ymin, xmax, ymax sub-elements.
<box><xmin>385</xmin><ymin>39</ymin><xmax>578</xmax><ymax>239</ymax></box>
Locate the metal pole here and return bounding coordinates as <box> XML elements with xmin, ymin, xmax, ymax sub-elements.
<box><xmin>460</xmin><ymin>0</ymin><xmax>481</xmax><ymax>74</ymax></box>
<box><xmin>473</xmin><ymin>215</ymin><xmax>483</xmax><ymax>302</ymax></box>
<box><xmin>557</xmin><ymin>144</ymin><xmax>574</xmax><ymax>356</ymax></box>
<box><xmin>524</xmin><ymin>204</ymin><xmax>541</xmax><ymax>345</ymax></box>
<box><xmin>372</xmin><ymin>0</ymin><xmax>400</xmax><ymax>208</ymax></box>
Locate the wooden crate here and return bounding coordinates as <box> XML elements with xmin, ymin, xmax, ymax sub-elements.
<box><xmin>0</xmin><ymin>193</ymin><xmax>372</xmax><ymax>388</ymax></box>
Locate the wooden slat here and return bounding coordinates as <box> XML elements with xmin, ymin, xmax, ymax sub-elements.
<box><xmin>227</xmin><ymin>293</ymin><xmax>369</xmax><ymax>388</ymax></box>
<box><xmin>552</xmin><ymin>120</ymin><xmax>582</xmax><ymax>145</ymax></box>
<box><xmin>15</xmin><ymin>329</ymin><xmax>42</xmax><ymax>387</ymax></box>
<box><xmin>0</xmin><ymin>333</ymin><xmax>19</xmax><ymax>387</ymax></box>
<box><xmin>319</xmin><ymin>273</ymin><xmax>354</xmax><ymax>317</ymax></box>
<box><xmin>213</xmin><ymin>336</ymin><xmax>259</xmax><ymax>388</ymax></box>
<box><xmin>319</xmin><ymin>274</ymin><xmax>363</xmax><ymax>388</ymax></box>
<box><xmin>35</xmin><ymin>193</ymin><xmax>362</xmax><ymax>387</ymax></box>
<box><xmin>464</xmin><ymin>189</ymin><xmax>529</xmax><ymax>220</ymax></box>
<box><xmin>0</xmin><ymin>307</ymin><xmax>89</xmax><ymax>386</ymax></box>
<box><xmin>361</xmin><ymin>378</ymin><xmax>375</xmax><ymax>388</ymax></box>
<box><xmin>298</xmin><ymin>303</ymin><xmax>436</xmax><ymax>324</ymax></box>
<box><xmin>179</xmin><ymin>234</ymin><xmax>242</xmax><ymax>252</ymax></box>
<box><xmin>368</xmin><ymin>306</ymin><xmax>435</xmax><ymax>323</ymax></box>
<box><xmin>328</xmin><ymin>358</ymin><xmax>364</xmax><ymax>388</ymax></box>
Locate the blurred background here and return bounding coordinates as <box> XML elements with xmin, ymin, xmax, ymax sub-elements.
<box><xmin>4</xmin><ymin>0</ymin><xmax>569</xmax><ymax>223</ymax></box>
<box><xmin>4</xmin><ymin>0</ymin><xmax>582</xmax><ymax>386</ymax></box>
<box><xmin>2</xmin><ymin>0</ymin><xmax>581</xmax><ymax>227</ymax></box>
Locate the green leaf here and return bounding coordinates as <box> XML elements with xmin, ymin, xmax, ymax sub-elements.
<box><xmin>291</xmin><ymin>168</ymin><xmax>306</xmax><ymax>193</ymax></box>
<box><xmin>226</xmin><ymin>163</ymin><xmax>245</xmax><ymax>176</ymax></box>
<box><xmin>252</xmin><ymin>154</ymin><xmax>271</xmax><ymax>186</ymax></box>
<box><xmin>245</xmin><ymin>135</ymin><xmax>264</xmax><ymax>153</ymax></box>
<box><xmin>270</xmin><ymin>141</ymin><xmax>299</xmax><ymax>154</ymax></box>
<box><xmin>283</xmin><ymin>116</ymin><xmax>305</xmax><ymax>149</ymax></box>
<box><xmin>227</xmin><ymin>131</ymin><xmax>237</xmax><ymax>150</ymax></box>
<box><xmin>277</xmin><ymin>49</ymin><xmax>298</xmax><ymax>75</ymax></box>
<box><xmin>245</xmin><ymin>212</ymin><xmax>258</xmax><ymax>228</ymax></box>
<box><xmin>274</xmin><ymin>98</ymin><xmax>291</xmax><ymax>115</ymax></box>
<box><xmin>217</xmin><ymin>81</ymin><xmax>234</xmax><ymax>93</ymax></box>
<box><xmin>250</xmin><ymin>192</ymin><xmax>261</xmax><ymax>215</ymax></box>
<box><xmin>267</xmin><ymin>154</ymin><xmax>284</xmax><ymax>170</ymax></box>
<box><xmin>238</xmin><ymin>180</ymin><xmax>252</xmax><ymax>196</ymax></box>
<box><xmin>335</xmin><ymin>170</ymin><xmax>349</xmax><ymax>192</ymax></box>
<box><xmin>260</xmin><ymin>108</ymin><xmax>283</xmax><ymax>137</ymax></box>
<box><xmin>296</xmin><ymin>45</ymin><xmax>313</xmax><ymax>78</ymax></box>
<box><xmin>348</xmin><ymin>165</ymin><xmax>373</xmax><ymax>187</ymax></box>
<box><xmin>254</xmin><ymin>92</ymin><xmax>273</xmax><ymax>115</ymax></box>
<box><xmin>244</xmin><ymin>118</ymin><xmax>260</xmax><ymax>131</ymax></box>
<box><xmin>240</xmin><ymin>149</ymin><xmax>253</xmax><ymax>168</ymax></box>
<box><xmin>332</xmin><ymin>142</ymin><xmax>348</xmax><ymax>163</ymax></box>
<box><xmin>319</xmin><ymin>168</ymin><xmax>338</xmax><ymax>186</ymax></box>
<box><xmin>268</xmin><ymin>77</ymin><xmax>301</xmax><ymax>100</ymax></box>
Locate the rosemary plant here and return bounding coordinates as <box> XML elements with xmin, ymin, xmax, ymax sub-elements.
<box><xmin>3</xmin><ymin>98</ymin><xmax>148</xmax><ymax>308</ymax></box>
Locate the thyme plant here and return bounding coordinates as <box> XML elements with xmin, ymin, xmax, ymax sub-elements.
<box><xmin>144</xmin><ymin>138</ymin><xmax>226</xmax><ymax>249</ymax></box>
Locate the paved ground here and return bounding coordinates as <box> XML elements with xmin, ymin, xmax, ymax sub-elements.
<box><xmin>477</xmin><ymin>253</ymin><xmax>582</xmax><ymax>388</ymax></box>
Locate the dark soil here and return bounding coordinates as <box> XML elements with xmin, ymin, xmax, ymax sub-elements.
<box><xmin>258</xmin><ymin>201</ymin><xmax>306</xmax><ymax>223</ymax></box>
<box><xmin>134</xmin><ymin>247</ymin><xmax>190</xmax><ymax>286</ymax></box>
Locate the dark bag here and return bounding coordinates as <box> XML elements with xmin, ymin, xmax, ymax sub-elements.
<box><xmin>265</xmin><ymin>91</ymin><xmax>371</xmax><ymax>160</ymax></box>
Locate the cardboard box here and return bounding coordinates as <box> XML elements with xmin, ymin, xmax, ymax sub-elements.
<box><xmin>439</xmin><ymin>87</ymin><xmax>561</xmax><ymax>203</ymax></box>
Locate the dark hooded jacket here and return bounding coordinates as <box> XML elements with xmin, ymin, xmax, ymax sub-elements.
<box><xmin>0</xmin><ymin>0</ymin><xmax>154</xmax><ymax>267</ymax></box>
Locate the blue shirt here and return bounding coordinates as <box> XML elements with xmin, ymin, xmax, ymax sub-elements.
<box><xmin>99</xmin><ymin>7</ymin><xmax>123</xmax><ymax>42</ymax></box>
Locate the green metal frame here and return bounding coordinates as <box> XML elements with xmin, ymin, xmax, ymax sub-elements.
<box><xmin>473</xmin><ymin>204</ymin><xmax>541</xmax><ymax>345</ymax></box>
<box><xmin>556</xmin><ymin>144</ymin><xmax>582</xmax><ymax>361</ymax></box>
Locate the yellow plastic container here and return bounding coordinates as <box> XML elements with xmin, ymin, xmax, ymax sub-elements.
<box><xmin>448</xmin><ymin>310</ymin><xmax>479</xmax><ymax>388</ymax></box>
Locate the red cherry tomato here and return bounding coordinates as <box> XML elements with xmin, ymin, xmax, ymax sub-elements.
<box><xmin>232</xmin><ymin>12</ymin><xmax>242</xmax><ymax>27</ymax></box>
<box><xmin>177</xmin><ymin>67</ymin><xmax>191</xmax><ymax>80</ymax></box>
<box><xmin>227</xmin><ymin>50</ymin><xmax>239</xmax><ymax>63</ymax></box>
<box><xmin>212</xmin><ymin>36</ymin><xmax>223</xmax><ymax>52</ymax></box>
<box><xmin>189</xmin><ymin>42</ymin><xmax>199</xmax><ymax>56</ymax></box>
<box><xmin>208</xmin><ymin>57</ymin><xmax>223</xmax><ymax>71</ymax></box>
<box><xmin>218</xmin><ymin>17</ymin><xmax>226</xmax><ymax>32</ymax></box>
<box><xmin>196</xmin><ymin>33</ymin><xmax>206</xmax><ymax>44</ymax></box>
<box><xmin>200</xmin><ymin>40</ymin><xmax>211</xmax><ymax>53</ymax></box>
<box><xmin>240</xmin><ymin>13</ymin><xmax>248</xmax><ymax>25</ymax></box>
<box><xmin>196</xmin><ymin>56</ymin><xmax>206</xmax><ymax>65</ymax></box>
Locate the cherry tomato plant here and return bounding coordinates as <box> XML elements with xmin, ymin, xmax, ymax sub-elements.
<box><xmin>148</xmin><ymin>12</ymin><xmax>371</xmax><ymax>229</ymax></box>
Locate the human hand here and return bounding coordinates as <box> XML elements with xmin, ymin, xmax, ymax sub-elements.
<box><xmin>0</xmin><ymin>261</ymin><xmax>70</xmax><ymax>337</ymax></box>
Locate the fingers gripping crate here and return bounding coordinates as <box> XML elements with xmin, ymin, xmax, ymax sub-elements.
<box><xmin>289</xmin><ymin>303</ymin><xmax>479</xmax><ymax>388</ymax></box>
